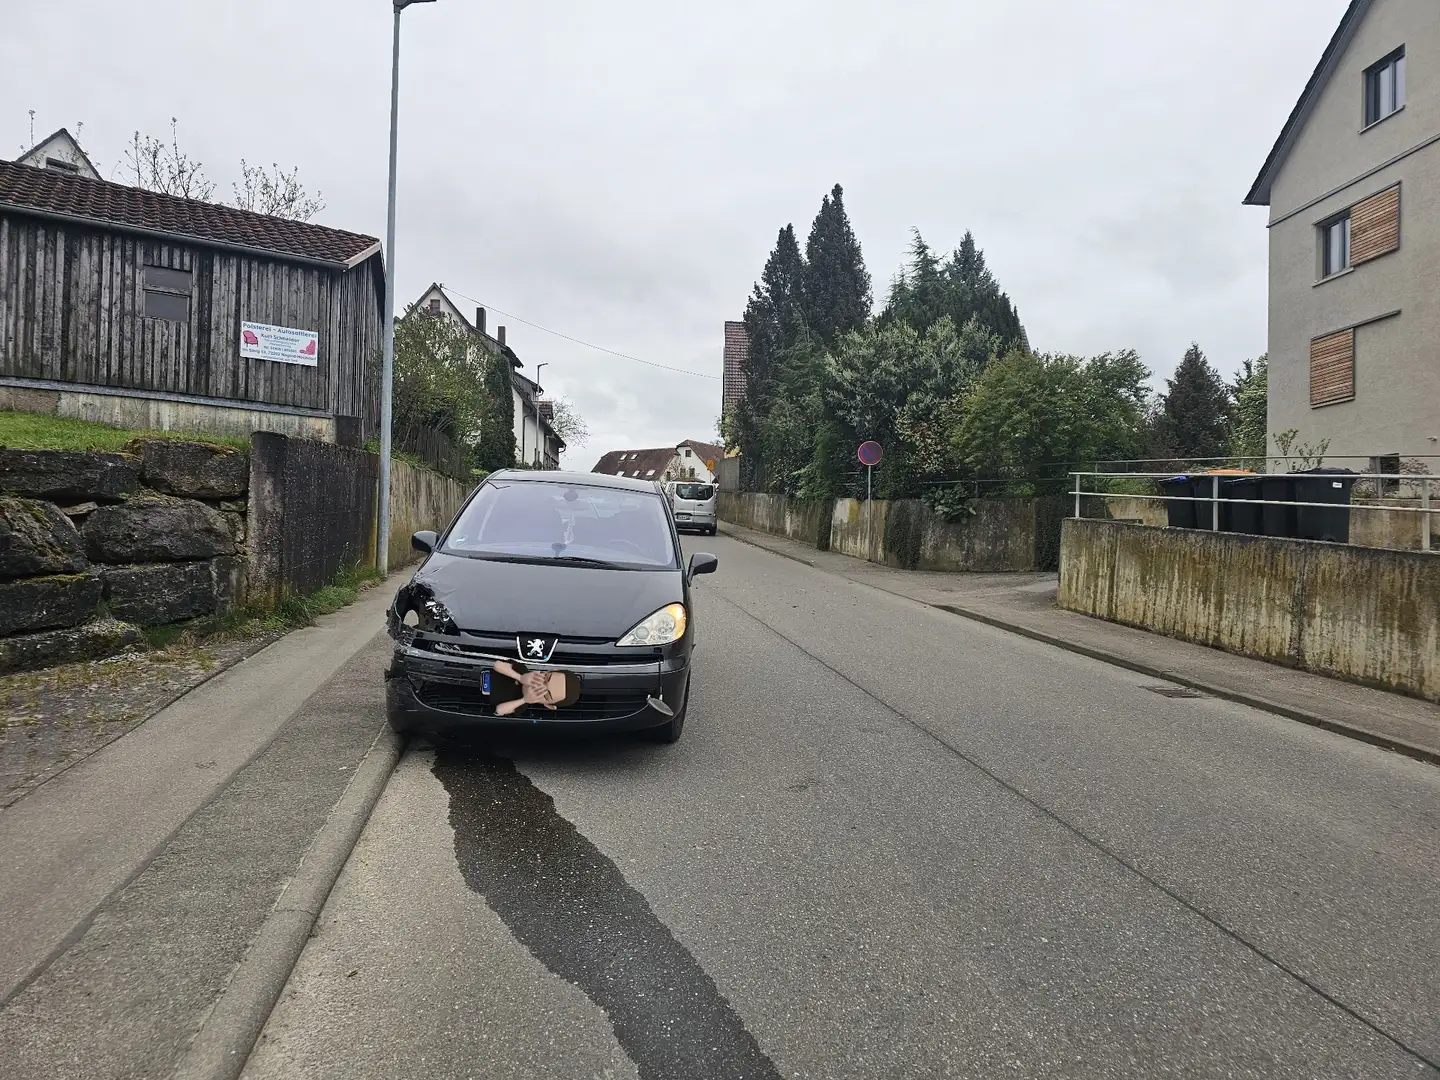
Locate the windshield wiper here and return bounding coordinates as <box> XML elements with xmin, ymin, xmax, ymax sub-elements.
<box><xmin>460</xmin><ymin>552</ymin><xmax>623</xmax><ymax>569</ymax></box>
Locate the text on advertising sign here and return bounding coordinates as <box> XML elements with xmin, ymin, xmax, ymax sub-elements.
<box><xmin>241</xmin><ymin>322</ymin><xmax>319</xmax><ymax>367</ymax></box>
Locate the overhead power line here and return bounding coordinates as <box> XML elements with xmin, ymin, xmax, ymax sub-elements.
<box><xmin>442</xmin><ymin>286</ymin><xmax>721</xmax><ymax>380</ymax></box>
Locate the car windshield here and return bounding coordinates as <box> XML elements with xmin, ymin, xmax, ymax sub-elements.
<box><xmin>673</xmin><ymin>483</ymin><xmax>715</xmax><ymax>502</ymax></box>
<box><xmin>442</xmin><ymin>481</ymin><xmax>678</xmax><ymax>569</ymax></box>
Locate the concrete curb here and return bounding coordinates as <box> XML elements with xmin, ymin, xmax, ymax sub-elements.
<box><xmin>719</xmin><ymin>524</ymin><xmax>1440</xmax><ymax>769</ymax></box>
<box><xmin>169</xmin><ymin>727</ymin><xmax>405</xmax><ymax>1080</ymax></box>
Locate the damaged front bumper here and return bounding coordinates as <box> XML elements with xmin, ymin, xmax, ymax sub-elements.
<box><xmin>384</xmin><ymin>582</ymin><xmax>689</xmax><ymax>736</ymax></box>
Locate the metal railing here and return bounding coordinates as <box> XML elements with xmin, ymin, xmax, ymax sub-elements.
<box><xmin>1069</xmin><ymin>471</ymin><xmax>1435</xmax><ymax>553</ymax></box>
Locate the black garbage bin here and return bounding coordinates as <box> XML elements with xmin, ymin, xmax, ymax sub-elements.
<box><xmin>1192</xmin><ymin>470</ymin><xmax>1253</xmax><ymax>531</ymax></box>
<box><xmin>1159</xmin><ymin>475</ymin><xmax>1196</xmax><ymax>529</ymax></box>
<box><xmin>1294</xmin><ymin>468</ymin><xmax>1356</xmax><ymax>542</ymax></box>
<box><xmin>1258</xmin><ymin>474</ymin><xmax>1297</xmax><ymax>538</ymax></box>
<box><xmin>1224</xmin><ymin>475</ymin><xmax>1264</xmax><ymax>534</ymax></box>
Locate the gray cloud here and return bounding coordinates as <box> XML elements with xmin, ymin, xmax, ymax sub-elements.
<box><xmin>4</xmin><ymin>0</ymin><xmax>1349</xmax><ymax>463</ymax></box>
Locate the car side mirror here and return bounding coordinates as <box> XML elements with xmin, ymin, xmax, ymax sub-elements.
<box><xmin>687</xmin><ymin>553</ymin><xmax>718</xmax><ymax>582</ymax></box>
<box><xmin>412</xmin><ymin>530</ymin><xmax>439</xmax><ymax>554</ymax></box>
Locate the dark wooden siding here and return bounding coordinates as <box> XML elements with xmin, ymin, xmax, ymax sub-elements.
<box><xmin>1310</xmin><ymin>328</ymin><xmax>1355</xmax><ymax>408</ymax></box>
<box><xmin>0</xmin><ymin>212</ymin><xmax>381</xmax><ymax>423</ymax></box>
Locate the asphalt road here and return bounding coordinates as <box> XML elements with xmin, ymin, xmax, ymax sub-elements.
<box><xmin>244</xmin><ymin>534</ymin><xmax>1440</xmax><ymax>1080</ymax></box>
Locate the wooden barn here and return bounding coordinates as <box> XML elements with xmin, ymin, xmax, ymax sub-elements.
<box><xmin>0</xmin><ymin>159</ymin><xmax>384</xmax><ymax>443</ymax></box>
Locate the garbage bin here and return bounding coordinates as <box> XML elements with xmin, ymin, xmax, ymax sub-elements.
<box><xmin>1258</xmin><ymin>474</ymin><xmax>1298</xmax><ymax>538</ymax></box>
<box><xmin>1194</xmin><ymin>469</ymin><xmax>1254</xmax><ymax>531</ymax></box>
<box><xmin>1159</xmin><ymin>475</ymin><xmax>1196</xmax><ymax>529</ymax></box>
<box><xmin>1223</xmin><ymin>475</ymin><xmax>1265</xmax><ymax>535</ymax></box>
<box><xmin>1293</xmin><ymin>468</ymin><xmax>1356</xmax><ymax>542</ymax></box>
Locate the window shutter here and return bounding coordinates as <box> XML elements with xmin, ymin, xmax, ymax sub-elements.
<box><xmin>1349</xmin><ymin>184</ymin><xmax>1400</xmax><ymax>264</ymax></box>
<box><xmin>1309</xmin><ymin>329</ymin><xmax>1355</xmax><ymax>407</ymax></box>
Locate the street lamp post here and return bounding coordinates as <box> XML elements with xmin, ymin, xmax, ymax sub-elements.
<box><xmin>377</xmin><ymin>0</ymin><xmax>436</xmax><ymax>576</ymax></box>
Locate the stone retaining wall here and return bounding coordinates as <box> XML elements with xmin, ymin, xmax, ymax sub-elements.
<box><xmin>0</xmin><ymin>439</ymin><xmax>247</xmax><ymax>673</ymax></box>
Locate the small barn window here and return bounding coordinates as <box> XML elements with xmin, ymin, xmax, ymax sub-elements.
<box><xmin>143</xmin><ymin>265</ymin><xmax>192</xmax><ymax>322</ymax></box>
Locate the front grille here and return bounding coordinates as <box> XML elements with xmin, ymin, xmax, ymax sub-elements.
<box><xmin>448</xmin><ymin>632</ymin><xmax>662</xmax><ymax>667</ymax></box>
<box><xmin>413</xmin><ymin>680</ymin><xmax>651</xmax><ymax>722</ymax></box>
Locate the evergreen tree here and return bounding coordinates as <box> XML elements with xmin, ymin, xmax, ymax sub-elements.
<box><xmin>473</xmin><ymin>346</ymin><xmax>517</xmax><ymax>472</ymax></box>
<box><xmin>1155</xmin><ymin>343</ymin><xmax>1233</xmax><ymax>462</ymax></box>
<box><xmin>801</xmin><ymin>183</ymin><xmax>872</xmax><ymax>347</ymax></box>
<box><xmin>1228</xmin><ymin>354</ymin><xmax>1268</xmax><ymax>464</ymax></box>
<box><xmin>881</xmin><ymin>229</ymin><xmax>1025</xmax><ymax>353</ymax></box>
<box><xmin>736</xmin><ymin>224</ymin><xmax>807</xmax><ymax>463</ymax></box>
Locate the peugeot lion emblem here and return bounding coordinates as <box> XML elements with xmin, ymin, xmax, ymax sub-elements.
<box><xmin>518</xmin><ymin>634</ymin><xmax>559</xmax><ymax>663</ymax></box>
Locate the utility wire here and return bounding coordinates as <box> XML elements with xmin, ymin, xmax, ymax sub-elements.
<box><xmin>442</xmin><ymin>286</ymin><xmax>721</xmax><ymax>380</ymax></box>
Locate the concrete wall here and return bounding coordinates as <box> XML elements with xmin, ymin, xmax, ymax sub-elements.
<box><xmin>246</xmin><ymin>433</ymin><xmax>378</xmax><ymax>607</ymax></box>
<box><xmin>386</xmin><ymin>459</ymin><xmax>470</xmax><ymax>573</ymax></box>
<box><xmin>1</xmin><ymin>384</ymin><xmax>335</xmax><ymax>442</ymax></box>
<box><xmin>718</xmin><ymin>492</ymin><xmax>830</xmax><ymax>547</ymax></box>
<box><xmin>1266</xmin><ymin>0</ymin><xmax>1440</xmax><ymax>462</ymax></box>
<box><xmin>720</xmin><ymin>492</ymin><xmax>1058</xmax><ymax>572</ymax></box>
<box><xmin>1059</xmin><ymin>518</ymin><xmax>1440</xmax><ymax>702</ymax></box>
<box><xmin>829</xmin><ymin>497</ymin><xmax>1051</xmax><ymax>572</ymax></box>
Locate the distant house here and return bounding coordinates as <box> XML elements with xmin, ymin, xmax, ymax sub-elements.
<box><xmin>1244</xmin><ymin>0</ymin><xmax>1439</xmax><ymax>466</ymax></box>
<box><xmin>673</xmin><ymin>439</ymin><xmax>725</xmax><ymax>482</ymax></box>
<box><xmin>16</xmin><ymin>128</ymin><xmax>101</xmax><ymax>181</ymax></box>
<box><xmin>0</xmin><ymin>159</ymin><xmax>384</xmax><ymax>443</ymax></box>
<box><xmin>591</xmin><ymin>440</ymin><xmax>724</xmax><ymax>485</ymax></box>
<box><xmin>409</xmin><ymin>285</ymin><xmax>564</xmax><ymax>467</ymax></box>
<box><xmin>591</xmin><ymin>447</ymin><xmax>678</xmax><ymax>484</ymax></box>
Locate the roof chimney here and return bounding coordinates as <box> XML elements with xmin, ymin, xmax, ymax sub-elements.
<box><xmin>498</xmin><ymin>325</ymin><xmax>506</xmax><ymax>346</ymax></box>
<box><xmin>476</xmin><ymin>307</ymin><xmax>486</xmax><ymax>335</ymax></box>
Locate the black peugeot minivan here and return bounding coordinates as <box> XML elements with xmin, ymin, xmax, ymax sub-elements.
<box><xmin>385</xmin><ymin>470</ymin><xmax>717</xmax><ymax>743</ymax></box>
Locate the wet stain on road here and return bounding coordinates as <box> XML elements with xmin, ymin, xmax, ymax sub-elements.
<box><xmin>434</xmin><ymin>751</ymin><xmax>782</xmax><ymax>1080</ymax></box>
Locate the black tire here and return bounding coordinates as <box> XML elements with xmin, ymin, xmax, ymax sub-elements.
<box><xmin>643</xmin><ymin>682</ymin><xmax>689</xmax><ymax>744</ymax></box>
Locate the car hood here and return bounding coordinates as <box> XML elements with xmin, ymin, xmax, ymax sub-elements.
<box><xmin>409</xmin><ymin>551</ymin><xmax>683</xmax><ymax>638</ymax></box>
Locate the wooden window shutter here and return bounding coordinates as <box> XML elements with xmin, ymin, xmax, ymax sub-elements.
<box><xmin>1310</xmin><ymin>329</ymin><xmax>1355</xmax><ymax>407</ymax></box>
<box><xmin>1349</xmin><ymin>184</ymin><xmax>1400</xmax><ymax>264</ymax></box>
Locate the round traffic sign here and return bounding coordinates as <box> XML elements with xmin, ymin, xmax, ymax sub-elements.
<box><xmin>857</xmin><ymin>441</ymin><xmax>883</xmax><ymax>467</ymax></box>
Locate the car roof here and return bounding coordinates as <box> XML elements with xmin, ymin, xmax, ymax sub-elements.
<box><xmin>485</xmin><ymin>469</ymin><xmax>662</xmax><ymax>494</ymax></box>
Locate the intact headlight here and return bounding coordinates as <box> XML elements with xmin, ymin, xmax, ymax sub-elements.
<box><xmin>617</xmin><ymin>603</ymin><xmax>687</xmax><ymax>646</ymax></box>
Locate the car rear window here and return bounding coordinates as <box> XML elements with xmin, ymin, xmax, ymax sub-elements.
<box><xmin>673</xmin><ymin>483</ymin><xmax>715</xmax><ymax>502</ymax></box>
<box><xmin>442</xmin><ymin>481</ymin><xmax>678</xmax><ymax>568</ymax></box>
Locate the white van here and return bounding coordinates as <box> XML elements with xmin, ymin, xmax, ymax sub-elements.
<box><xmin>666</xmin><ymin>481</ymin><xmax>718</xmax><ymax>535</ymax></box>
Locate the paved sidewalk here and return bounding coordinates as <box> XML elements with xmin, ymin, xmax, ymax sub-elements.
<box><xmin>719</xmin><ymin>522</ymin><xmax>1440</xmax><ymax>765</ymax></box>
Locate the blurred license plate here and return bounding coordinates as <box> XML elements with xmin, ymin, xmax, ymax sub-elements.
<box><xmin>676</xmin><ymin>513</ymin><xmax>691</xmax><ymax>520</ymax></box>
<box><xmin>481</xmin><ymin>668</ymin><xmax>491</xmax><ymax>694</ymax></box>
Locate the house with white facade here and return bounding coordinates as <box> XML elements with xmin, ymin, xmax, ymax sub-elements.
<box><xmin>410</xmin><ymin>285</ymin><xmax>564</xmax><ymax>468</ymax></box>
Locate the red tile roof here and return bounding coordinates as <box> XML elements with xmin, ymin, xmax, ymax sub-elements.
<box><xmin>591</xmin><ymin>447</ymin><xmax>676</xmax><ymax>480</ymax></box>
<box><xmin>0</xmin><ymin>159</ymin><xmax>380</xmax><ymax>267</ymax></box>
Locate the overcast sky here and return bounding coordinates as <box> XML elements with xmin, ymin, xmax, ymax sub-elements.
<box><xmin>4</xmin><ymin>0</ymin><xmax>1347</xmax><ymax>466</ymax></box>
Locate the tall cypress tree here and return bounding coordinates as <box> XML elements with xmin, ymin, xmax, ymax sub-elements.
<box><xmin>737</xmin><ymin>224</ymin><xmax>807</xmax><ymax>464</ymax></box>
<box><xmin>1156</xmin><ymin>343</ymin><xmax>1233</xmax><ymax>462</ymax></box>
<box><xmin>801</xmin><ymin>183</ymin><xmax>872</xmax><ymax>348</ymax></box>
<box><xmin>473</xmin><ymin>346</ymin><xmax>517</xmax><ymax>472</ymax></box>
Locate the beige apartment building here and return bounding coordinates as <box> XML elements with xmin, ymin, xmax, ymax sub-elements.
<box><xmin>1245</xmin><ymin>0</ymin><xmax>1439</xmax><ymax>470</ymax></box>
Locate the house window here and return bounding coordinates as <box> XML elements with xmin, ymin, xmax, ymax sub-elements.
<box><xmin>1319</xmin><ymin>213</ymin><xmax>1350</xmax><ymax>278</ymax></box>
<box><xmin>142</xmin><ymin>265</ymin><xmax>192</xmax><ymax>322</ymax></box>
<box><xmin>428</xmin><ymin>298</ymin><xmax>441</xmax><ymax>312</ymax></box>
<box><xmin>1364</xmin><ymin>48</ymin><xmax>1405</xmax><ymax>126</ymax></box>
<box><xmin>45</xmin><ymin>157</ymin><xmax>80</xmax><ymax>174</ymax></box>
